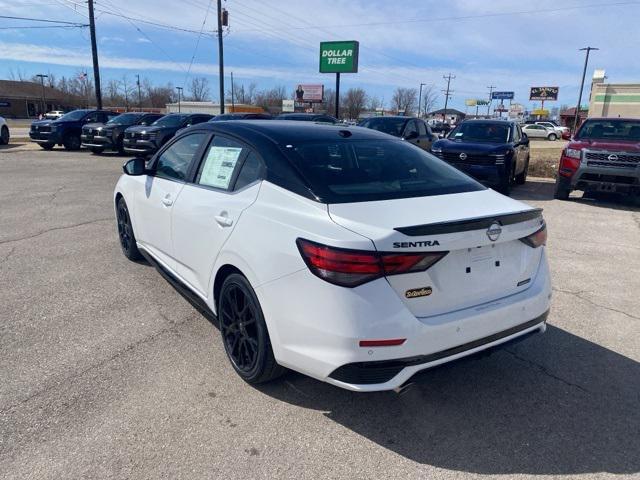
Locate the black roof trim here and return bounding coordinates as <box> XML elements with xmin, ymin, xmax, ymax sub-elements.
<box><xmin>394</xmin><ymin>208</ymin><xmax>543</xmax><ymax>236</ymax></box>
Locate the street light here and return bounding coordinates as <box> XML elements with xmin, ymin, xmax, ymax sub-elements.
<box><xmin>573</xmin><ymin>47</ymin><xmax>599</xmax><ymax>133</ymax></box>
<box><xmin>175</xmin><ymin>86</ymin><xmax>183</xmax><ymax>113</ymax></box>
<box><xmin>35</xmin><ymin>74</ymin><xmax>48</xmax><ymax>116</ymax></box>
<box><xmin>418</xmin><ymin>83</ymin><xmax>426</xmax><ymax>118</ymax></box>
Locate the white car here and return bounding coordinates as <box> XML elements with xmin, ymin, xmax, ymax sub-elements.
<box><xmin>45</xmin><ymin>110</ymin><xmax>65</xmax><ymax>120</ymax></box>
<box><xmin>522</xmin><ymin>123</ymin><xmax>558</xmax><ymax>141</ymax></box>
<box><xmin>0</xmin><ymin>116</ymin><xmax>9</xmax><ymax>145</ymax></box>
<box><xmin>535</xmin><ymin>121</ymin><xmax>569</xmax><ymax>136</ymax></box>
<box><xmin>114</xmin><ymin>121</ymin><xmax>551</xmax><ymax>392</ymax></box>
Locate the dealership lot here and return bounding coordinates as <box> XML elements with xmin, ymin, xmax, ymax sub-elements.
<box><xmin>1</xmin><ymin>148</ymin><xmax>639</xmax><ymax>479</ymax></box>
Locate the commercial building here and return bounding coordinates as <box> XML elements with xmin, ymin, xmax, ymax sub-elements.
<box><xmin>587</xmin><ymin>69</ymin><xmax>640</xmax><ymax>118</ymax></box>
<box><xmin>165</xmin><ymin>102</ymin><xmax>264</xmax><ymax>115</ymax></box>
<box><xmin>426</xmin><ymin>108</ymin><xmax>466</xmax><ymax>124</ymax></box>
<box><xmin>0</xmin><ymin>80</ymin><xmax>84</xmax><ymax>118</ymax></box>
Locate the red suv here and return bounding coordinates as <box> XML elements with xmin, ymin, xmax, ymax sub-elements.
<box><xmin>554</xmin><ymin>118</ymin><xmax>640</xmax><ymax>199</ymax></box>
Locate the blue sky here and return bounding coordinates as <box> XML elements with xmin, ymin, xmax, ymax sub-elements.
<box><xmin>1</xmin><ymin>0</ymin><xmax>639</xmax><ymax>111</ymax></box>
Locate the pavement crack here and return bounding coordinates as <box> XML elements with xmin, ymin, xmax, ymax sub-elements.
<box><xmin>503</xmin><ymin>348</ymin><xmax>590</xmax><ymax>394</ymax></box>
<box><xmin>0</xmin><ymin>217</ymin><xmax>112</xmax><ymax>245</ymax></box>
<box><xmin>553</xmin><ymin>287</ymin><xmax>640</xmax><ymax>321</ymax></box>
<box><xmin>0</xmin><ymin>245</ymin><xmax>16</xmax><ymax>265</ymax></box>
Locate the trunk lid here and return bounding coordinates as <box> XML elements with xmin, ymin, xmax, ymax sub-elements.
<box><xmin>328</xmin><ymin>189</ymin><xmax>544</xmax><ymax>317</ymax></box>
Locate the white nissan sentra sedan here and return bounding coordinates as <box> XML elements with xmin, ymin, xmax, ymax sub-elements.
<box><xmin>114</xmin><ymin>121</ymin><xmax>551</xmax><ymax>392</ymax></box>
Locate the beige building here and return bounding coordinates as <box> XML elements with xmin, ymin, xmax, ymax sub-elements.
<box><xmin>588</xmin><ymin>70</ymin><xmax>640</xmax><ymax>118</ymax></box>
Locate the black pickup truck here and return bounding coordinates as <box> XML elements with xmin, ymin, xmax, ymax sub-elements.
<box><xmin>30</xmin><ymin>109</ymin><xmax>118</xmax><ymax>150</ymax></box>
<box><xmin>81</xmin><ymin>112</ymin><xmax>163</xmax><ymax>154</ymax></box>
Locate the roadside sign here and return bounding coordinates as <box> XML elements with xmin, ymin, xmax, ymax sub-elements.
<box><xmin>319</xmin><ymin>41</ymin><xmax>359</xmax><ymax>73</ymax></box>
<box><xmin>294</xmin><ymin>84</ymin><xmax>324</xmax><ymax>103</ymax></box>
<box><xmin>494</xmin><ymin>106</ymin><xmax>509</xmax><ymax>112</ymax></box>
<box><xmin>282</xmin><ymin>99</ymin><xmax>294</xmax><ymax>112</ymax></box>
<box><xmin>491</xmin><ymin>91</ymin><xmax>514</xmax><ymax>100</ymax></box>
<box><xmin>475</xmin><ymin>99</ymin><xmax>490</xmax><ymax>106</ymax></box>
<box><xmin>532</xmin><ymin>108</ymin><xmax>550</xmax><ymax>116</ymax></box>
<box><xmin>465</xmin><ymin>99</ymin><xmax>477</xmax><ymax>106</ymax></box>
<box><xmin>530</xmin><ymin>87</ymin><xmax>559</xmax><ymax>101</ymax></box>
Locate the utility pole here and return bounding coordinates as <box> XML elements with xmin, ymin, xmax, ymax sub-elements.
<box><xmin>418</xmin><ymin>83</ymin><xmax>426</xmax><ymax>118</ymax></box>
<box><xmin>87</xmin><ymin>0</ymin><xmax>102</xmax><ymax>109</ymax></box>
<box><xmin>35</xmin><ymin>74</ymin><xmax>48</xmax><ymax>114</ymax></box>
<box><xmin>487</xmin><ymin>85</ymin><xmax>496</xmax><ymax>116</ymax></box>
<box><xmin>335</xmin><ymin>72</ymin><xmax>340</xmax><ymax>118</ymax></box>
<box><xmin>136</xmin><ymin>74</ymin><xmax>142</xmax><ymax>110</ymax></box>
<box><xmin>442</xmin><ymin>74</ymin><xmax>455</xmax><ymax>124</ymax></box>
<box><xmin>217</xmin><ymin>0</ymin><xmax>226</xmax><ymax>114</ymax></box>
<box><xmin>573</xmin><ymin>46</ymin><xmax>599</xmax><ymax>133</ymax></box>
<box><xmin>176</xmin><ymin>86</ymin><xmax>183</xmax><ymax>113</ymax></box>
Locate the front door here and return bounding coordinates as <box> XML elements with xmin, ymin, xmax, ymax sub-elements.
<box><xmin>171</xmin><ymin>135</ymin><xmax>264</xmax><ymax>297</ymax></box>
<box><xmin>134</xmin><ymin>132</ymin><xmax>209</xmax><ymax>270</ymax></box>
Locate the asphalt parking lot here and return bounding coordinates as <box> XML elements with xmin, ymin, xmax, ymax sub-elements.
<box><xmin>1</xmin><ymin>146</ymin><xmax>639</xmax><ymax>479</ymax></box>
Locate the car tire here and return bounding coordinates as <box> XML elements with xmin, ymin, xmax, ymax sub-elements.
<box><xmin>39</xmin><ymin>143</ymin><xmax>55</xmax><ymax>150</ymax></box>
<box><xmin>116</xmin><ymin>197</ymin><xmax>143</xmax><ymax>261</ymax></box>
<box><xmin>90</xmin><ymin>147</ymin><xmax>104</xmax><ymax>154</ymax></box>
<box><xmin>0</xmin><ymin>126</ymin><xmax>9</xmax><ymax>145</ymax></box>
<box><xmin>63</xmin><ymin>133</ymin><xmax>81</xmax><ymax>151</ymax></box>
<box><xmin>554</xmin><ymin>176</ymin><xmax>571</xmax><ymax>200</ymax></box>
<box><xmin>116</xmin><ymin>135</ymin><xmax>125</xmax><ymax>155</ymax></box>
<box><xmin>548</xmin><ymin>133</ymin><xmax>557</xmax><ymax>141</ymax></box>
<box><xmin>515</xmin><ymin>156</ymin><xmax>529</xmax><ymax>185</ymax></box>
<box><xmin>218</xmin><ymin>273</ymin><xmax>284</xmax><ymax>384</ymax></box>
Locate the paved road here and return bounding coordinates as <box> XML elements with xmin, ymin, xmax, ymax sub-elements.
<box><xmin>1</xmin><ymin>148</ymin><xmax>639</xmax><ymax>479</ymax></box>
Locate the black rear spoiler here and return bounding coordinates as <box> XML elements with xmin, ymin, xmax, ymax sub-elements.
<box><xmin>394</xmin><ymin>208</ymin><xmax>543</xmax><ymax>236</ymax></box>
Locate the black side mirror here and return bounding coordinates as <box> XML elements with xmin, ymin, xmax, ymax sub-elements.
<box><xmin>123</xmin><ymin>158</ymin><xmax>147</xmax><ymax>176</ymax></box>
<box><xmin>404</xmin><ymin>131</ymin><xmax>419</xmax><ymax>140</ymax></box>
<box><xmin>521</xmin><ymin>133</ymin><xmax>530</xmax><ymax>145</ymax></box>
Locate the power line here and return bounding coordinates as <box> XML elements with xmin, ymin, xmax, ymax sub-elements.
<box><xmin>183</xmin><ymin>0</ymin><xmax>214</xmax><ymax>87</ymax></box>
<box><xmin>0</xmin><ymin>15</ymin><xmax>87</xmax><ymax>26</ymax></box>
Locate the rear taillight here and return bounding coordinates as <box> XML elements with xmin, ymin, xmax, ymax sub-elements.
<box><xmin>297</xmin><ymin>238</ymin><xmax>448</xmax><ymax>287</ymax></box>
<box><xmin>558</xmin><ymin>148</ymin><xmax>581</xmax><ymax>177</ymax></box>
<box><xmin>520</xmin><ymin>223</ymin><xmax>547</xmax><ymax>248</ymax></box>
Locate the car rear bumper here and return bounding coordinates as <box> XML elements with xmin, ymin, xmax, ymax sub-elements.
<box><xmin>256</xmin><ymin>249</ymin><xmax>551</xmax><ymax>392</ymax></box>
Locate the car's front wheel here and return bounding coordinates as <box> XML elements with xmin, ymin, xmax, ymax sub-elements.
<box><xmin>554</xmin><ymin>176</ymin><xmax>571</xmax><ymax>200</ymax></box>
<box><xmin>63</xmin><ymin>133</ymin><xmax>81</xmax><ymax>150</ymax></box>
<box><xmin>116</xmin><ymin>197</ymin><xmax>143</xmax><ymax>260</ymax></box>
<box><xmin>0</xmin><ymin>126</ymin><xmax>9</xmax><ymax>145</ymax></box>
<box><xmin>548</xmin><ymin>133</ymin><xmax>557</xmax><ymax>141</ymax></box>
<box><xmin>515</xmin><ymin>156</ymin><xmax>529</xmax><ymax>185</ymax></box>
<box><xmin>90</xmin><ymin>147</ymin><xmax>104</xmax><ymax>154</ymax></box>
<box><xmin>39</xmin><ymin>143</ymin><xmax>54</xmax><ymax>150</ymax></box>
<box><xmin>218</xmin><ymin>273</ymin><xmax>284</xmax><ymax>384</ymax></box>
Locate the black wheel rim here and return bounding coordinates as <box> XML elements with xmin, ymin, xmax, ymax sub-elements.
<box><xmin>220</xmin><ymin>284</ymin><xmax>259</xmax><ymax>373</ymax></box>
<box><xmin>117</xmin><ymin>202</ymin><xmax>133</xmax><ymax>252</ymax></box>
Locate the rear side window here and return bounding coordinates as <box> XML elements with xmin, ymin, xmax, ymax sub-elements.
<box><xmin>417</xmin><ymin>121</ymin><xmax>427</xmax><ymax>136</ymax></box>
<box><xmin>156</xmin><ymin>132</ymin><xmax>207</xmax><ymax>181</ymax></box>
<box><xmin>234</xmin><ymin>152</ymin><xmax>263</xmax><ymax>190</ymax></box>
<box><xmin>287</xmin><ymin>139</ymin><xmax>484</xmax><ymax>203</ymax></box>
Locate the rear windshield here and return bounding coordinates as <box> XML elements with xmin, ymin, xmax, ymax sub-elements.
<box><xmin>58</xmin><ymin>110</ymin><xmax>89</xmax><ymax>121</ymax></box>
<box><xmin>449</xmin><ymin>122</ymin><xmax>510</xmax><ymax>143</ymax></box>
<box><xmin>359</xmin><ymin>117</ymin><xmax>407</xmax><ymax>137</ymax></box>
<box><xmin>152</xmin><ymin>114</ymin><xmax>188</xmax><ymax>127</ymax></box>
<box><xmin>286</xmin><ymin>139</ymin><xmax>484</xmax><ymax>203</ymax></box>
<box><xmin>577</xmin><ymin>119</ymin><xmax>640</xmax><ymax>141</ymax></box>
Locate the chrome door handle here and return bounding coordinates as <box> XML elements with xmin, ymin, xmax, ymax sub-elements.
<box><xmin>161</xmin><ymin>195</ymin><xmax>173</xmax><ymax>207</ymax></box>
<box><xmin>214</xmin><ymin>215</ymin><xmax>233</xmax><ymax>227</ymax></box>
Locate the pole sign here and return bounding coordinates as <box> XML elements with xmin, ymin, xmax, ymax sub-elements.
<box><xmin>294</xmin><ymin>84</ymin><xmax>324</xmax><ymax>103</ymax></box>
<box><xmin>465</xmin><ymin>99</ymin><xmax>477</xmax><ymax>106</ymax></box>
<box><xmin>319</xmin><ymin>41</ymin><xmax>359</xmax><ymax>73</ymax></box>
<box><xmin>530</xmin><ymin>87</ymin><xmax>559</xmax><ymax>101</ymax></box>
<box><xmin>475</xmin><ymin>99</ymin><xmax>490</xmax><ymax>106</ymax></box>
<box><xmin>491</xmin><ymin>91</ymin><xmax>515</xmax><ymax>100</ymax></box>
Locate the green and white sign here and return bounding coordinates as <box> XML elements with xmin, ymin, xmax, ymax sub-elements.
<box><xmin>319</xmin><ymin>41</ymin><xmax>359</xmax><ymax>73</ymax></box>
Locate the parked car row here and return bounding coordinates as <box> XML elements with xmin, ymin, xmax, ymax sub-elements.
<box><xmin>29</xmin><ymin>110</ymin><xmax>341</xmax><ymax>156</ymax></box>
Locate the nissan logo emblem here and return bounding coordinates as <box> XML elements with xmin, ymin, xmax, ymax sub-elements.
<box><xmin>459</xmin><ymin>152</ymin><xmax>467</xmax><ymax>160</ymax></box>
<box><xmin>607</xmin><ymin>154</ymin><xmax>619</xmax><ymax>161</ymax></box>
<box><xmin>486</xmin><ymin>221</ymin><xmax>502</xmax><ymax>242</ymax></box>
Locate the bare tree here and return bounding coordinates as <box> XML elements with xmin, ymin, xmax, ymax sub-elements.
<box><xmin>254</xmin><ymin>85</ymin><xmax>287</xmax><ymax>111</ymax></box>
<box><xmin>367</xmin><ymin>95</ymin><xmax>384</xmax><ymax>112</ymax></box>
<box><xmin>189</xmin><ymin>77</ymin><xmax>210</xmax><ymax>102</ymax></box>
<box><xmin>323</xmin><ymin>88</ymin><xmax>337</xmax><ymax>117</ymax></box>
<box><xmin>420</xmin><ymin>84</ymin><xmax>438</xmax><ymax>116</ymax></box>
<box><xmin>391</xmin><ymin>87</ymin><xmax>418</xmax><ymax>115</ymax></box>
<box><xmin>120</xmin><ymin>75</ymin><xmax>136</xmax><ymax>110</ymax></box>
<box><xmin>343</xmin><ymin>88</ymin><xmax>367</xmax><ymax>120</ymax></box>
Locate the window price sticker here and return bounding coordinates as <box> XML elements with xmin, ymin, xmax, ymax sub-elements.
<box><xmin>200</xmin><ymin>146</ymin><xmax>243</xmax><ymax>189</ymax></box>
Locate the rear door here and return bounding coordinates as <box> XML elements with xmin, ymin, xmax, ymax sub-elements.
<box><xmin>171</xmin><ymin>134</ymin><xmax>263</xmax><ymax>296</ymax></box>
<box><xmin>134</xmin><ymin>132</ymin><xmax>209</xmax><ymax>269</ymax></box>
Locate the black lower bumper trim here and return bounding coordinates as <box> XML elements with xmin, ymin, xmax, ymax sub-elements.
<box><xmin>329</xmin><ymin>311</ymin><xmax>549</xmax><ymax>385</ymax></box>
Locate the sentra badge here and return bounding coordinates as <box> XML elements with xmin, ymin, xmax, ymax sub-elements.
<box><xmin>405</xmin><ymin>286</ymin><xmax>433</xmax><ymax>298</ymax></box>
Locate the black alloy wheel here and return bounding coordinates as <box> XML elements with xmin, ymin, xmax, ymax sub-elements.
<box><xmin>218</xmin><ymin>274</ymin><xmax>283</xmax><ymax>384</ymax></box>
<box><xmin>0</xmin><ymin>126</ymin><xmax>9</xmax><ymax>145</ymax></box>
<box><xmin>63</xmin><ymin>133</ymin><xmax>81</xmax><ymax>150</ymax></box>
<box><xmin>116</xmin><ymin>198</ymin><xmax>142</xmax><ymax>260</ymax></box>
